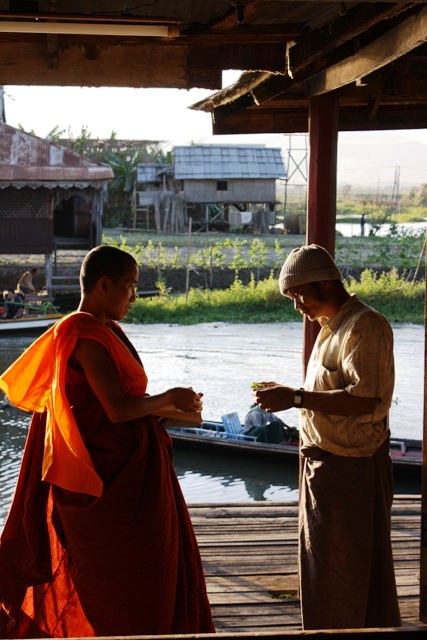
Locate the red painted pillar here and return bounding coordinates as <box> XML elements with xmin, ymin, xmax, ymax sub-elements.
<box><xmin>303</xmin><ymin>92</ymin><xmax>339</xmax><ymax>370</ymax></box>
<box><xmin>420</xmin><ymin>244</ymin><xmax>427</xmax><ymax>622</ymax></box>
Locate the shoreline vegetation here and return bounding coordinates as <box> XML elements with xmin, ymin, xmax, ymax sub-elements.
<box><xmin>126</xmin><ymin>268</ymin><xmax>425</xmax><ymax>325</ymax></box>
<box><xmin>109</xmin><ymin>229</ymin><xmax>426</xmax><ymax>325</ymax></box>
<box><xmin>3</xmin><ymin>227</ymin><xmax>425</xmax><ymax>325</ymax></box>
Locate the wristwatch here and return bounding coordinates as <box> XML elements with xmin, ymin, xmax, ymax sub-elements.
<box><xmin>293</xmin><ymin>389</ymin><xmax>305</xmax><ymax>408</ymax></box>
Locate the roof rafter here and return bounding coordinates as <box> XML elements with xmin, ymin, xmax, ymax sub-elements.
<box><xmin>305</xmin><ymin>3</ymin><xmax>427</xmax><ymax>95</ymax></box>
<box><xmin>191</xmin><ymin>3</ymin><xmax>422</xmax><ymax>113</ymax></box>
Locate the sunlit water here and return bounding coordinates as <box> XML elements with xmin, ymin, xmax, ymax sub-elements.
<box><xmin>336</xmin><ymin>221</ymin><xmax>427</xmax><ymax>237</ymax></box>
<box><xmin>0</xmin><ymin>322</ymin><xmax>423</xmax><ymax>525</ymax></box>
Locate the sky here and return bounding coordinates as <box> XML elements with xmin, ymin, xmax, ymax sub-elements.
<box><xmin>4</xmin><ymin>76</ymin><xmax>427</xmax><ymax>188</ymax></box>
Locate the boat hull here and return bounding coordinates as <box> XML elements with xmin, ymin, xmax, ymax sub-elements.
<box><xmin>167</xmin><ymin>422</ymin><xmax>422</xmax><ymax>477</ymax></box>
<box><xmin>0</xmin><ymin>313</ymin><xmax>62</xmax><ymax>332</ymax></box>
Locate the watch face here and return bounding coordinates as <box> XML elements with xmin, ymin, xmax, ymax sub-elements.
<box><xmin>294</xmin><ymin>391</ymin><xmax>303</xmax><ymax>406</ymax></box>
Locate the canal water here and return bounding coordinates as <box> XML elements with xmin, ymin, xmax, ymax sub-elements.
<box><xmin>0</xmin><ymin>322</ymin><xmax>423</xmax><ymax>525</ymax></box>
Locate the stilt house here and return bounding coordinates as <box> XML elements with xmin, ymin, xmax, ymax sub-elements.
<box><xmin>0</xmin><ymin>122</ymin><xmax>113</xmax><ymax>293</ymax></box>
<box><xmin>136</xmin><ymin>144</ymin><xmax>286</xmax><ymax>233</ymax></box>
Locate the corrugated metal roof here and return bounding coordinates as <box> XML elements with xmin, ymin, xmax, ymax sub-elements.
<box><xmin>136</xmin><ymin>163</ymin><xmax>171</xmax><ymax>183</ymax></box>
<box><xmin>0</xmin><ymin>123</ymin><xmax>114</xmax><ymax>183</ymax></box>
<box><xmin>0</xmin><ymin>181</ymin><xmax>109</xmax><ymax>190</ymax></box>
<box><xmin>173</xmin><ymin>144</ymin><xmax>286</xmax><ymax>180</ymax></box>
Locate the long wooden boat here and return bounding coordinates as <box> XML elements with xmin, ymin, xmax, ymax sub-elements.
<box><xmin>0</xmin><ymin>312</ymin><xmax>63</xmax><ymax>332</ymax></box>
<box><xmin>167</xmin><ymin>420</ymin><xmax>422</xmax><ymax>476</ymax></box>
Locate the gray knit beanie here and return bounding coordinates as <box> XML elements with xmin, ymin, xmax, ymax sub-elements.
<box><xmin>279</xmin><ymin>244</ymin><xmax>342</xmax><ymax>294</ymax></box>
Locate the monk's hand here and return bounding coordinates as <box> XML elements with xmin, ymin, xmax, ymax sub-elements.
<box><xmin>192</xmin><ymin>391</ymin><xmax>203</xmax><ymax>413</ymax></box>
<box><xmin>171</xmin><ymin>387</ymin><xmax>203</xmax><ymax>413</ymax></box>
<box><xmin>255</xmin><ymin>384</ymin><xmax>294</xmax><ymax>413</ymax></box>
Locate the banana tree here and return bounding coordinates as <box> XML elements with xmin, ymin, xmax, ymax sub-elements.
<box><xmin>104</xmin><ymin>147</ymin><xmax>145</xmax><ymax>227</ymax></box>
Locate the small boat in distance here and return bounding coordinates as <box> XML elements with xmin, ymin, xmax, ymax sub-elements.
<box><xmin>0</xmin><ymin>292</ymin><xmax>63</xmax><ymax>333</ymax></box>
<box><xmin>0</xmin><ymin>312</ymin><xmax>63</xmax><ymax>332</ymax></box>
<box><xmin>167</xmin><ymin>418</ymin><xmax>422</xmax><ymax>477</ymax></box>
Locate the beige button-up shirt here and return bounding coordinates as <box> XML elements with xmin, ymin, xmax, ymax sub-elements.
<box><xmin>301</xmin><ymin>294</ymin><xmax>394</xmax><ymax>456</ymax></box>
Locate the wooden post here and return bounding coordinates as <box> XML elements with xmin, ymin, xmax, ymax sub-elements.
<box><xmin>420</xmin><ymin>237</ymin><xmax>427</xmax><ymax>622</ymax></box>
<box><xmin>131</xmin><ymin>185</ymin><xmax>137</xmax><ymax>229</ymax></box>
<box><xmin>185</xmin><ymin>217</ymin><xmax>192</xmax><ymax>304</ymax></box>
<box><xmin>303</xmin><ymin>92</ymin><xmax>339</xmax><ymax>370</ymax></box>
<box><xmin>44</xmin><ymin>254</ymin><xmax>52</xmax><ymax>297</ymax></box>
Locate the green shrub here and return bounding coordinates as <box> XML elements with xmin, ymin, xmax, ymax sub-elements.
<box><xmin>346</xmin><ymin>269</ymin><xmax>424</xmax><ymax>323</ymax></box>
<box><xmin>125</xmin><ymin>269</ymin><xmax>424</xmax><ymax>325</ymax></box>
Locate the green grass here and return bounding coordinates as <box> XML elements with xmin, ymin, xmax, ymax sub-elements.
<box><xmin>125</xmin><ymin>270</ymin><xmax>425</xmax><ymax>325</ymax></box>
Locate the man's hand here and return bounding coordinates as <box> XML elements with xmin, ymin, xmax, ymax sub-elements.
<box><xmin>255</xmin><ymin>384</ymin><xmax>295</xmax><ymax>413</ymax></box>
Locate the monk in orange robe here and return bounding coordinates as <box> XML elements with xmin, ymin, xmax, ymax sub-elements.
<box><xmin>0</xmin><ymin>245</ymin><xmax>214</xmax><ymax>638</ymax></box>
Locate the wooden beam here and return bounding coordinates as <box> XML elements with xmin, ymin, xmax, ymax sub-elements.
<box><xmin>253</xmin><ymin>53</ymin><xmax>427</xmax><ymax>105</ymax></box>
<box><xmin>188</xmin><ymin>42</ymin><xmax>287</xmax><ymax>74</ymax></box>
<box><xmin>211</xmin><ymin>103</ymin><xmax>427</xmax><ymax>136</ymax></box>
<box><xmin>180</xmin><ymin>25</ymin><xmax>302</xmax><ymax>43</ymax></box>
<box><xmin>0</xmin><ymin>36</ymin><xmax>288</xmax><ymax>87</ymax></box>
<box><xmin>222</xmin><ymin>50</ymin><xmax>427</xmax><ymax>129</ymax></box>
<box><xmin>290</xmin><ymin>2</ymin><xmax>419</xmax><ymax>78</ymax></box>
<box><xmin>0</xmin><ymin>11</ymin><xmax>180</xmax><ymax>26</ymax></box>
<box><xmin>303</xmin><ymin>93</ymin><xmax>339</xmax><ymax>368</ymax></box>
<box><xmin>195</xmin><ymin>4</ymin><xmax>420</xmax><ymax>114</ymax></box>
<box><xmin>338</xmin><ymin>107</ymin><xmax>427</xmax><ymax>130</ymax></box>
<box><xmin>0</xmin><ymin>40</ymin><xmax>221</xmax><ymax>88</ymax></box>
<box><xmin>307</xmin><ymin>5</ymin><xmax>427</xmax><ymax>95</ymax></box>
<box><xmin>212</xmin><ymin>105</ymin><xmax>310</xmax><ymax>135</ymax></box>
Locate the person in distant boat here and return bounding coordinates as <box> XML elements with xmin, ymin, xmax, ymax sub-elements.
<box><xmin>243</xmin><ymin>403</ymin><xmax>296</xmax><ymax>444</ymax></box>
<box><xmin>16</xmin><ymin>268</ymin><xmax>38</xmax><ymax>295</ymax></box>
<box><xmin>0</xmin><ymin>245</ymin><xmax>214</xmax><ymax>638</ymax></box>
<box><xmin>1</xmin><ymin>290</ymin><xmax>24</xmax><ymax>319</ymax></box>
<box><xmin>253</xmin><ymin>244</ymin><xmax>400</xmax><ymax>630</ymax></box>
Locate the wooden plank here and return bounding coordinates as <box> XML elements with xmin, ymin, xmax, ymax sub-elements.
<box><xmin>187</xmin><ymin>499</ymin><xmax>427</xmax><ymax>634</ymax></box>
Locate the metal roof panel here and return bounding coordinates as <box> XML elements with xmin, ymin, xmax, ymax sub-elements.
<box><xmin>174</xmin><ymin>144</ymin><xmax>286</xmax><ymax>179</ymax></box>
<box><xmin>0</xmin><ymin>123</ymin><xmax>113</xmax><ymax>183</ymax></box>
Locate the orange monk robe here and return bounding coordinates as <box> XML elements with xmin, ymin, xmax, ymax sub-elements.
<box><xmin>0</xmin><ymin>311</ymin><xmax>150</xmax><ymax>497</ymax></box>
<box><xmin>0</xmin><ymin>312</ymin><xmax>214</xmax><ymax>637</ymax></box>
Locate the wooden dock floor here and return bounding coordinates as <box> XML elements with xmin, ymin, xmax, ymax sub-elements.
<box><xmin>188</xmin><ymin>496</ymin><xmax>425</xmax><ymax>633</ymax></box>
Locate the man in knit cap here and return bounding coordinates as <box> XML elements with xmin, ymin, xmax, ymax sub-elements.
<box><xmin>254</xmin><ymin>244</ymin><xmax>400</xmax><ymax>630</ymax></box>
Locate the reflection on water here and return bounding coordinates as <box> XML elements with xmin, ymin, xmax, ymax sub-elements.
<box><xmin>173</xmin><ymin>448</ymin><xmax>299</xmax><ymax>503</ymax></box>
<box><xmin>0</xmin><ymin>322</ymin><xmax>423</xmax><ymax>525</ymax></box>
<box><xmin>0</xmin><ymin>405</ymin><xmax>29</xmax><ymax>522</ymax></box>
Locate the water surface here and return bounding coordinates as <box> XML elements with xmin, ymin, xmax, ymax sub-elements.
<box><xmin>0</xmin><ymin>322</ymin><xmax>423</xmax><ymax>525</ymax></box>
